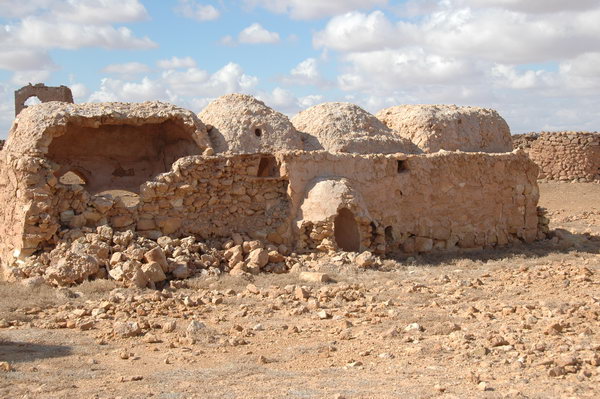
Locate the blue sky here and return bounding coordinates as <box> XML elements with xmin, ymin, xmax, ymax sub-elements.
<box><xmin>1</xmin><ymin>0</ymin><xmax>600</xmax><ymax>137</ymax></box>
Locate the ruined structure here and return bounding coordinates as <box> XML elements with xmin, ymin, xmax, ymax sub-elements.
<box><xmin>376</xmin><ymin>104</ymin><xmax>513</xmax><ymax>153</ymax></box>
<box><xmin>292</xmin><ymin>102</ymin><xmax>419</xmax><ymax>154</ymax></box>
<box><xmin>0</xmin><ymin>97</ymin><xmax>543</xmax><ymax>287</ymax></box>
<box><xmin>513</xmin><ymin>132</ymin><xmax>600</xmax><ymax>182</ymax></box>
<box><xmin>14</xmin><ymin>83</ymin><xmax>74</xmax><ymax>116</ymax></box>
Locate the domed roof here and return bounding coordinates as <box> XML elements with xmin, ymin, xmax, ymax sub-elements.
<box><xmin>199</xmin><ymin>94</ymin><xmax>304</xmax><ymax>154</ymax></box>
<box><xmin>376</xmin><ymin>104</ymin><xmax>513</xmax><ymax>153</ymax></box>
<box><xmin>291</xmin><ymin>102</ymin><xmax>419</xmax><ymax>154</ymax></box>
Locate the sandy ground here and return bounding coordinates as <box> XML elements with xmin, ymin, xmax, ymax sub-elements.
<box><xmin>0</xmin><ymin>181</ymin><xmax>599</xmax><ymax>399</ymax></box>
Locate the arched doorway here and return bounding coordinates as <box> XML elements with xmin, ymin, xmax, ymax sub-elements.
<box><xmin>334</xmin><ymin>208</ymin><xmax>360</xmax><ymax>252</ymax></box>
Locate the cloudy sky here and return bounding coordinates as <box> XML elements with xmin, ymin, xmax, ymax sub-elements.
<box><xmin>1</xmin><ymin>0</ymin><xmax>599</xmax><ymax>137</ymax></box>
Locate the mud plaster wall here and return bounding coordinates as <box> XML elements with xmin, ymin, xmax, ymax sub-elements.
<box><xmin>513</xmin><ymin>132</ymin><xmax>600</xmax><ymax>182</ymax></box>
<box><xmin>0</xmin><ymin>151</ymin><xmax>290</xmax><ymax>268</ymax></box>
<box><xmin>14</xmin><ymin>84</ymin><xmax>74</xmax><ymax>116</ymax></box>
<box><xmin>281</xmin><ymin>151</ymin><xmax>540</xmax><ymax>254</ymax></box>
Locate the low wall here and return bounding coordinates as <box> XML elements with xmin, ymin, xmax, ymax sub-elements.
<box><xmin>282</xmin><ymin>150</ymin><xmax>540</xmax><ymax>254</ymax></box>
<box><xmin>513</xmin><ymin>132</ymin><xmax>600</xmax><ymax>182</ymax></box>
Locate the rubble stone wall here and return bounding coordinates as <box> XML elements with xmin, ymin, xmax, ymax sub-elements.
<box><xmin>513</xmin><ymin>132</ymin><xmax>600</xmax><ymax>182</ymax></box>
<box><xmin>281</xmin><ymin>150</ymin><xmax>540</xmax><ymax>254</ymax></box>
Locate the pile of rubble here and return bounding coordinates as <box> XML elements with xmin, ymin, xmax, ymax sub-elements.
<box><xmin>10</xmin><ymin>225</ymin><xmax>385</xmax><ymax>288</ymax></box>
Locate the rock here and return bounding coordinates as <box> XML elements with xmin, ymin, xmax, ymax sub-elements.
<box><xmin>144</xmin><ymin>247</ymin><xmax>169</xmax><ymax>272</ymax></box>
<box><xmin>162</xmin><ymin>320</ymin><xmax>176</xmax><ymax>332</ymax></box>
<box><xmin>404</xmin><ymin>323</ymin><xmax>424</xmax><ymax>332</ymax></box>
<box><xmin>299</xmin><ymin>272</ymin><xmax>331</xmax><ymax>283</ymax></box>
<box><xmin>187</xmin><ymin>320</ymin><xmax>206</xmax><ymax>336</ymax></box>
<box><xmin>295</xmin><ymin>286</ymin><xmax>310</xmax><ymax>301</ymax></box>
<box><xmin>548</xmin><ymin>366</ymin><xmax>566</xmax><ymax>377</ymax></box>
<box><xmin>414</xmin><ymin>237</ymin><xmax>433</xmax><ymax>253</ymax></box>
<box><xmin>355</xmin><ymin>251</ymin><xmax>376</xmax><ymax>268</ymax></box>
<box><xmin>141</xmin><ymin>262</ymin><xmax>167</xmax><ymax>283</ymax></box>
<box><xmin>317</xmin><ymin>310</ymin><xmax>331</xmax><ymax>319</ymax></box>
<box><xmin>268</xmin><ymin>250</ymin><xmax>285</xmax><ymax>263</ymax></box>
<box><xmin>45</xmin><ymin>252</ymin><xmax>100</xmax><ymax>286</ymax></box>
<box><xmin>429</xmin><ymin>321</ymin><xmax>461</xmax><ymax>335</ymax></box>
<box><xmin>0</xmin><ymin>361</ymin><xmax>13</xmax><ymax>372</ymax></box>
<box><xmin>172</xmin><ymin>263</ymin><xmax>190</xmax><ymax>279</ymax></box>
<box><xmin>246</xmin><ymin>248</ymin><xmax>269</xmax><ymax>273</ymax></box>
<box><xmin>113</xmin><ymin>321</ymin><xmax>142</xmax><ymax>337</ymax></box>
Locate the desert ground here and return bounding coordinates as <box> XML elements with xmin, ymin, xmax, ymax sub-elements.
<box><xmin>0</xmin><ymin>181</ymin><xmax>599</xmax><ymax>399</ymax></box>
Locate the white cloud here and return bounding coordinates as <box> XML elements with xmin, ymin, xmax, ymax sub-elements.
<box><xmin>238</xmin><ymin>23</ymin><xmax>280</xmax><ymax>44</ymax></box>
<box><xmin>14</xmin><ymin>18</ymin><xmax>156</xmax><ymax>50</ymax></box>
<box><xmin>256</xmin><ymin>87</ymin><xmax>300</xmax><ymax>114</ymax></box>
<box><xmin>280</xmin><ymin>58</ymin><xmax>328</xmax><ymax>86</ymax></box>
<box><xmin>314</xmin><ymin>11</ymin><xmax>408</xmax><ymax>52</ymax></box>
<box><xmin>218</xmin><ymin>35</ymin><xmax>236</xmax><ymax>46</ymax></box>
<box><xmin>11</xmin><ymin>69</ymin><xmax>53</xmax><ymax>86</ymax></box>
<box><xmin>174</xmin><ymin>0</ymin><xmax>220</xmax><ymax>21</ymax></box>
<box><xmin>89</xmin><ymin>77</ymin><xmax>170</xmax><ymax>103</ymax></box>
<box><xmin>69</xmin><ymin>82</ymin><xmax>90</xmax><ymax>102</ymax></box>
<box><xmin>157</xmin><ymin>56</ymin><xmax>197</xmax><ymax>69</ymax></box>
<box><xmin>338</xmin><ymin>48</ymin><xmax>478</xmax><ymax>92</ymax></box>
<box><xmin>0</xmin><ymin>48</ymin><xmax>56</xmax><ymax>71</ymax></box>
<box><xmin>89</xmin><ymin>62</ymin><xmax>259</xmax><ymax>108</ymax></box>
<box><xmin>314</xmin><ymin>7</ymin><xmax>600</xmax><ymax>64</ymax></box>
<box><xmin>102</xmin><ymin>62</ymin><xmax>151</xmax><ymax>79</ymax></box>
<box><xmin>243</xmin><ymin>0</ymin><xmax>389</xmax><ymax>20</ymax></box>
<box><xmin>298</xmin><ymin>94</ymin><xmax>324</xmax><ymax>108</ymax></box>
<box><xmin>491</xmin><ymin>65</ymin><xmax>548</xmax><ymax>90</ymax></box>
<box><xmin>463</xmin><ymin>0</ymin><xmax>600</xmax><ymax>14</ymax></box>
<box><xmin>52</xmin><ymin>0</ymin><xmax>149</xmax><ymax>24</ymax></box>
<box><xmin>0</xmin><ymin>0</ymin><xmax>155</xmax><ymax>76</ymax></box>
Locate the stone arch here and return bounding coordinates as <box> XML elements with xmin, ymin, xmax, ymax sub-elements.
<box><xmin>14</xmin><ymin>83</ymin><xmax>74</xmax><ymax>116</ymax></box>
<box><xmin>334</xmin><ymin>208</ymin><xmax>360</xmax><ymax>252</ymax></box>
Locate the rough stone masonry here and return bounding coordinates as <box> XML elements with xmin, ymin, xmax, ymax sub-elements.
<box><xmin>0</xmin><ymin>95</ymin><xmax>544</xmax><ymax>287</ymax></box>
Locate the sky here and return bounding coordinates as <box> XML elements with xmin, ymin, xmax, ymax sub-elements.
<box><xmin>1</xmin><ymin>0</ymin><xmax>600</xmax><ymax>137</ymax></box>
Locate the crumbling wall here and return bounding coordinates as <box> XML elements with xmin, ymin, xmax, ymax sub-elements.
<box><xmin>14</xmin><ymin>83</ymin><xmax>74</xmax><ymax>116</ymax></box>
<box><xmin>512</xmin><ymin>132</ymin><xmax>600</xmax><ymax>182</ymax></box>
<box><xmin>282</xmin><ymin>150</ymin><xmax>540</xmax><ymax>254</ymax></box>
<box><xmin>376</xmin><ymin>104</ymin><xmax>513</xmax><ymax>153</ymax></box>
<box><xmin>0</xmin><ymin>101</ymin><xmax>213</xmax><ymax>268</ymax></box>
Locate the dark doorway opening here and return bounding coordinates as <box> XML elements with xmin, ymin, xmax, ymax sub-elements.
<box><xmin>257</xmin><ymin>156</ymin><xmax>279</xmax><ymax>177</ymax></box>
<box><xmin>334</xmin><ymin>208</ymin><xmax>360</xmax><ymax>252</ymax></box>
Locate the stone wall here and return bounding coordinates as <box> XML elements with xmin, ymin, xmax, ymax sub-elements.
<box><xmin>282</xmin><ymin>150</ymin><xmax>540</xmax><ymax>254</ymax></box>
<box><xmin>513</xmin><ymin>132</ymin><xmax>600</xmax><ymax>182</ymax></box>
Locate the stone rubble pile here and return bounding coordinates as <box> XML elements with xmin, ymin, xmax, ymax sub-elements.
<box><xmin>10</xmin><ymin>225</ymin><xmax>386</xmax><ymax>288</ymax></box>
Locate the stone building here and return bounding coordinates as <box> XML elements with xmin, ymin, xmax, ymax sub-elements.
<box><xmin>0</xmin><ymin>97</ymin><xmax>542</xmax><ymax>285</ymax></box>
<box><xmin>513</xmin><ymin>132</ymin><xmax>600</xmax><ymax>182</ymax></box>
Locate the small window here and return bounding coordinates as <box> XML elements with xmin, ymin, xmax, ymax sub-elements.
<box><xmin>58</xmin><ymin>170</ymin><xmax>87</xmax><ymax>185</ymax></box>
<box><xmin>254</xmin><ymin>128</ymin><xmax>262</xmax><ymax>137</ymax></box>
<box><xmin>257</xmin><ymin>156</ymin><xmax>279</xmax><ymax>177</ymax></box>
<box><xmin>397</xmin><ymin>160</ymin><xmax>408</xmax><ymax>173</ymax></box>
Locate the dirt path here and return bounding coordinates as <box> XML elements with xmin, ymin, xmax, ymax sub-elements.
<box><xmin>1</xmin><ymin>182</ymin><xmax>599</xmax><ymax>399</ymax></box>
